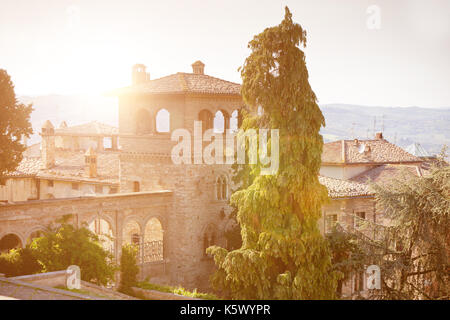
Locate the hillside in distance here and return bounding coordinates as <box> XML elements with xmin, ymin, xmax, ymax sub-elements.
<box><xmin>320</xmin><ymin>104</ymin><xmax>449</xmax><ymax>155</ymax></box>
<box><xmin>19</xmin><ymin>95</ymin><xmax>449</xmax><ymax>156</ymax></box>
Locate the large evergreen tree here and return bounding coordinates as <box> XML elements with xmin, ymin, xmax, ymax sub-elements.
<box><xmin>208</xmin><ymin>7</ymin><xmax>338</xmax><ymax>299</ymax></box>
<box><xmin>0</xmin><ymin>69</ymin><xmax>33</xmax><ymax>177</ymax></box>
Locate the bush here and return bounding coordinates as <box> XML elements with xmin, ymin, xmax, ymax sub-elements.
<box><xmin>30</xmin><ymin>224</ymin><xmax>116</xmax><ymax>286</ymax></box>
<box><xmin>118</xmin><ymin>244</ymin><xmax>139</xmax><ymax>295</ymax></box>
<box><xmin>0</xmin><ymin>247</ymin><xmax>42</xmax><ymax>277</ymax></box>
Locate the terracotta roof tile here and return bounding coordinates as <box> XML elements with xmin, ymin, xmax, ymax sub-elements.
<box><xmin>115</xmin><ymin>72</ymin><xmax>241</xmax><ymax>96</ymax></box>
<box><xmin>319</xmin><ymin>176</ymin><xmax>372</xmax><ymax>198</ymax></box>
<box><xmin>322</xmin><ymin>139</ymin><xmax>422</xmax><ymax>164</ymax></box>
<box><xmin>350</xmin><ymin>164</ymin><xmax>422</xmax><ymax>185</ymax></box>
<box><xmin>55</xmin><ymin>121</ymin><xmax>118</xmax><ymax>136</ymax></box>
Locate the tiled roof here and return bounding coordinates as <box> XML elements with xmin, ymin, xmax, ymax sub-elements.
<box><xmin>322</xmin><ymin>139</ymin><xmax>422</xmax><ymax>164</ymax></box>
<box><xmin>115</xmin><ymin>73</ymin><xmax>241</xmax><ymax>96</ymax></box>
<box><xmin>5</xmin><ymin>151</ymin><xmax>119</xmax><ymax>184</ymax></box>
<box><xmin>319</xmin><ymin>176</ymin><xmax>372</xmax><ymax>198</ymax></box>
<box><xmin>4</xmin><ymin>158</ymin><xmax>41</xmax><ymax>177</ymax></box>
<box><xmin>350</xmin><ymin>164</ymin><xmax>422</xmax><ymax>185</ymax></box>
<box><xmin>55</xmin><ymin>121</ymin><xmax>118</xmax><ymax>136</ymax></box>
<box><xmin>37</xmin><ymin>150</ymin><xmax>119</xmax><ymax>184</ymax></box>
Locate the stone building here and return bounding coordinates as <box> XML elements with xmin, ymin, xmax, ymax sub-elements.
<box><xmin>0</xmin><ymin>61</ymin><xmax>430</xmax><ymax>294</ymax></box>
<box><xmin>0</xmin><ymin>121</ymin><xmax>120</xmax><ymax>203</ymax></box>
<box><xmin>0</xmin><ymin>61</ymin><xmax>243</xmax><ymax>290</ymax></box>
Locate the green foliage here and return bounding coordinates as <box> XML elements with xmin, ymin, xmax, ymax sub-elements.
<box><xmin>118</xmin><ymin>244</ymin><xmax>139</xmax><ymax>295</ymax></box>
<box><xmin>0</xmin><ymin>247</ymin><xmax>42</xmax><ymax>277</ymax></box>
<box><xmin>0</xmin><ymin>69</ymin><xmax>33</xmax><ymax>177</ymax></box>
<box><xmin>138</xmin><ymin>281</ymin><xmax>220</xmax><ymax>300</ymax></box>
<box><xmin>207</xmin><ymin>7</ymin><xmax>338</xmax><ymax>299</ymax></box>
<box><xmin>326</xmin><ymin>226</ymin><xmax>365</xmax><ymax>298</ymax></box>
<box><xmin>362</xmin><ymin>162</ymin><xmax>450</xmax><ymax>300</ymax></box>
<box><xmin>30</xmin><ymin>223</ymin><xmax>116</xmax><ymax>286</ymax></box>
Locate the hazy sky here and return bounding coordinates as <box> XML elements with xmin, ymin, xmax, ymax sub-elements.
<box><xmin>1</xmin><ymin>0</ymin><xmax>449</xmax><ymax>107</ymax></box>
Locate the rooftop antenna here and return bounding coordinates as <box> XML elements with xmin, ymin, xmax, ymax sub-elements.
<box><xmin>373</xmin><ymin>116</ymin><xmax>377</xmax><ymax>138</ymax></box>
<box><xmin>381</xmin><ymin>114</ymin><xmax>386</xmax><ymax>132</ymax></box>
<box><xmin>394</xmin><ymin>132</ymin><xmax>397</xmax><ymax>145</ymax></box>
<box><xmin>366</xmin><ymin>128</ymin><xmax>370</xmax><ymax>139</ymax></box>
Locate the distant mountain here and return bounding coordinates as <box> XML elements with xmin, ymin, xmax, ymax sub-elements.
<box><xmin>320</xmin><ymin>104</ymin><xmax>449</xmax><ymax>155</ymax></box>
<box><xmin>18</xmin><ymin>95</ymin><xmax>449</xmax><ymax>156</ymax></box>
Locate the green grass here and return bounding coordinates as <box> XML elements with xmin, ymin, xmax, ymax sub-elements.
<box><xmin>137</xmin><ymin>281</ymin><xmax>220</xmax><ymax>300</ymax></box>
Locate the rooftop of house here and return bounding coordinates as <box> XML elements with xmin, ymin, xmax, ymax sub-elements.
<box><xmin>5</xmin><ymin>151</ymin><xmax>119</xmax><ymax>184</ymax></box>
<box><xmin>116</xmin><ymin>72</ymin><xmax>242</xmax><ymax>96</ymax></box>
<box><xmin>350</xmin><ymin>164</ymin><xmax>423</xmax><ymax>185</ymax></box>
<box><xmin>321</xmin><ymin>134</ymin><xmax>422</xmax><ymax>165</ymax></box>
<box><xmin>319</xmin><ymin>176</ymin><xmax>372</xmax><ymax>198</ymax></box>
<box><xmin>54</xmin><ymin>121</ymin><xmax>118</xmax><ymax>136</ymax></box>
<box><xmin>114</xmin><ymin>61</ymin><xmax>242</xmax><ymax>96</ymax></box>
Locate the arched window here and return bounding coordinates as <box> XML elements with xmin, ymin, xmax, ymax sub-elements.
<box><xmin>156</xmin><ymin>108</ymin><xmax>170</xmax><ymax>133</ymax></box>
<box><xmin>214</xmin><ymin>111</ymin><xmax>225</xmax><ymax>133</ymax></box>
<box><xmin>88</xmin><ymin>218</ymin><xmax>114</xmax><ymax>254</ymax></box>
<box><xmin>199</xmin><ymin>109</ymin><xmax>213</xmax><ymax>131</ymax></box>
<box><xmin>230</xmin><ymin>110</ymin><xmax>239</xmax><ymax>132</ymax></box>
<box><xmin>213</xmin><ymin>110</ymin><xmax>230</xmax><ymax>133</ymax></box>
<box><xmin>0</xmin><ymin>234</ymin><xmax>22</xmax><ymax>253</ymax></box>
<box><xmin>136</xmin><ymin>109</ymin><xmax>152</xmax><ymax>134</ymax></box>
<box><xmin>143</xmin><ymin>217</ymin><xmax>164</xmax><ymax>262</ymax></box>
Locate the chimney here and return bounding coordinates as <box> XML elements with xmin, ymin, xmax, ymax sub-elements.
<box><xmin>375</xmin><ymin>132</ymin><xmax>383</xmax><ymax>140</ymax></box>
<box><xmin>84</xmin><ymin>147</ymin><xmax>97</xmax><ymax>178</ymax></box>
<box><xmin>191</xmin><ymin>60</ymin><xmax>205</xmax><ymax>75</ymax></box>
<box><xmin>40</xmin><ymin>120</ymin><xmax>55</xmax><ymax>169</ymax></box>
<box><xmin>132</xmin><ymin>64</ymin><xmax>150</xmax><ymax>85</ymax></box>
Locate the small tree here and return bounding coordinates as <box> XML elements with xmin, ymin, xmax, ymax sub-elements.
<box><xmin>326</xmin><ymin>226</ymin><xmax>364</xmax><ymax>298</ymax></box>
<box><xmin>30</xmin><ymin>223</ymin><xmax>116</xmax><ymax>286</ymax></box>
<box><xmin>359</xmin><ymin>158</ymin><xmax>449</xmax><ymax>300</ymax></box>
<box><xmin>118</xmin><ymin>244</ymin><xmax>140</xmax><ymax>295</ymax></box>
<box><xmin>0</xmin><ymin>69</ymin><xmax>33</xmax><ymax>178</ymax></box>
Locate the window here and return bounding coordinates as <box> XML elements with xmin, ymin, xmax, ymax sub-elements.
<box><xmin>213</xmin><ymin>110</ymin><xmax>229</xmax><ymax>133</ymax></box>
<box><xmin>95</xmin><ymin>185</ymin><xmax>103</xmax><ymax>194</ymax></box>
<box><xmin>47</xmin><ymin>180</ymin><xmax>54</xmax><ymax>188</ymax></box>
<box><xmin>72</xmin><ymin>182</ymin><xmax>79</xmax><ymax>190</ymax></box>
<box><xmin>156</xmin><ymin>109</ymin><xmax>170</xmax><ymax>133</ymax></box>
<box><xmin>354</xmin><ymin>212</ymin><xmax>366</xmax><ymax>229</ymax></box>
<box><xmin>0</xmin><ymin>179</ymin><xmax>6</xmax><ymax>186</ymax></box>
<box><xmin>326</xmin><ymin>214</ymin><xmax>338</xmax><ymax>233</ymax></box>
<box><xmin>133</xmin><ymin>181</ymin><xmax>140</xmax><ymax>192</ymax></box>
<box><xmin>103</xmin><ymin>137</ymin><xmax>112</xmax><ymax>149</ymax></box>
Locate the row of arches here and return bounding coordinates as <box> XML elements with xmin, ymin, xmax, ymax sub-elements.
<box><xmin>0</xmin><ymin>217</ymin><xmax>165</xmax><ymax>264</ymax></box>
<box><xmin>135</xmin><ymin>108</ymin><xmax>242</xmax><ymax>135</ymax></box>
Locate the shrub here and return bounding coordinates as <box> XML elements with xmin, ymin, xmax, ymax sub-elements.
<box><xmin>118</xmin><ymin>244</ymin><xmax>139</xmax><ymax>295</ymax></box>
<box><xmin>0</xmin><ymin>247</ymin><xmax>42</xmax><ymax>277</ymax></box>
